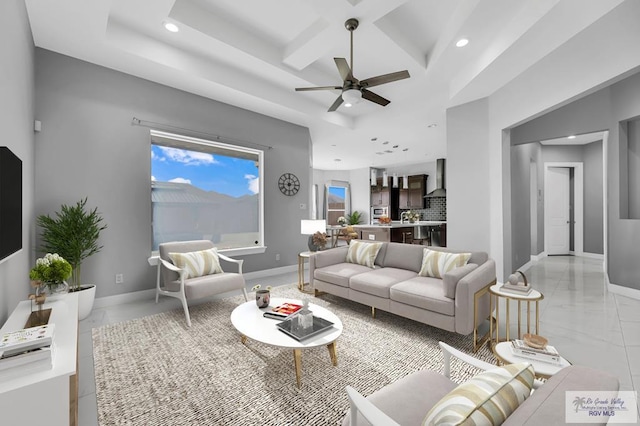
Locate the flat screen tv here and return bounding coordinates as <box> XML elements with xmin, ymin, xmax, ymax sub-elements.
<box><xmin>0</xmin><ymin>147</ymin><xmax>22</xmax><ymax>261</ymax></box>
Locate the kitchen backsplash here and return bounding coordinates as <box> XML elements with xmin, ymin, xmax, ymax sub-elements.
<box><xmin>402</xmin><ymin>197</ymin><xmax>446</xmax><ymax>221</ymax></box>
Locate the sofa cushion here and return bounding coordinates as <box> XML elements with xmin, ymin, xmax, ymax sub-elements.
<box><xmin>442</xmin><ymin>263</ymin><xmax>479</xmax><ymax>299</ymax></box>
<box><xmin>424</xmin><ymin>362</ymin><xmax>535</xmax><ymax>426</ymax></box>
<box><xmin>342</xmin><ymin>370</ymin><xmax>457</xmax><ymax>426</ymax></box>
<box><xmin>350</xmin><ymin>268</ymin><xmax>418</xmax><ymax>298</ymax></box>
<box><xmin>169</xmin><ymin>248</ymin><xmax>223</xmax><ymax>279</ymax></box>
<box><xmin>314</xmin><ymin>263</ymin><xmax>373</xmax><ymax>288</ymax></box>
<box><xmin>390</xmin><ymin>277</ymin><xmax>454</xmax><ymax>316</ymax></box>
<box><xmin>381</xmin><ymin>242</ymin><xmax>424</xmax><ymax>272</ymax></box>
<box><xmin>346</xmin><ymin>241</ymin><xmax>383</xmax><ymax>268</ymax></box>
<box><xmin>419</xmin><ymin>248</ymin><xmax>471</xmax><ymax>279</ymax></box>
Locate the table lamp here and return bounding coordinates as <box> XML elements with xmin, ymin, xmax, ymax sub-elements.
<box><xmin>301</xmin><ymin>219</ymin><xmax>327</xmax><ymax>251</ymax></box>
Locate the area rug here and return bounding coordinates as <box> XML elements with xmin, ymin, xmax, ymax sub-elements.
<box><xmin>92</xmin><ymin>285</ymin><xmax>494</xmax><ymax>425</ymax></box>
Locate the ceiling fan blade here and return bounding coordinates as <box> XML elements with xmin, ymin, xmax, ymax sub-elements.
<box><xmin>361</xmin><ymin>70</ymin><xmax>410</xmax><ymax>88</ymax></box>
<box><xmin>295</xmin><ymin>86</ymin><xmax>342</xmax><ymax>92</ymax></box>
<box><xmin>328</xmin><ymin>95</ymin><xmax>344</xmax><ymax>112</ymax></box>
<box><xmin>361</xmin><ymin>89</ymin><xmax>390</xmax><ymax>106</ymax></box>
<box><xmin>334</xmin><ymin>58</ymin><xmax>354</xmax><ymax>82</ymax></box>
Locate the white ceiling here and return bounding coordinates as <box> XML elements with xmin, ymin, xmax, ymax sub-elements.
<box><xmin>540</xmin><ymin>131</ymin><xmax>607</xmax><ymax>146</ymax></box>
<box><xmin>24</xmin><ymin>0</ymin><xmax>623</xmax><ymax>170</ymax></box>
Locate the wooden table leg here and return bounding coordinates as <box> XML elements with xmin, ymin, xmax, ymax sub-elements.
<box><xmin>327</xmin><ymin>342</ymin><xmax>338</xmax><ymax>366</ymax></box>
<box><xmin>293</xmin><ymin>349</ymin><xmax>302</xmax><ymax>388</ymax></box>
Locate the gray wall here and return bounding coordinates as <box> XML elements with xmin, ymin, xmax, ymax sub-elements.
<box><xmin>447</xmin><ymin>98</ymin><xmax>491</xmax><ymax>253</ymax></box>
<box><xmin>510</xmin><ymin>69</ymin><xmax>640</xmax><ymax>289</ymax></box>
<box><xmin>509</xmin><ymin>142</ymin><xmax>543</xmax><ymax>270</ymax></box>
<box><xmin>34</xmin><ymin>49</ymin><xmax>311</xmax><ymax>299</ymax></box>
<box><xmin>584</xmin><ymin>141</ymin><xmax>604</xmax><ymax>254</ymax></box>
<box><xmin>0</xmin><ymin>0</ymin><xmax>35</xmax><ymax>324</ymax></box>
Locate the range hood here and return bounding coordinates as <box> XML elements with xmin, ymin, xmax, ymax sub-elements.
<box><xmin>425</xmin><ymin>158</ymin><xmax>446</xmax><ymax>197</ymax></box>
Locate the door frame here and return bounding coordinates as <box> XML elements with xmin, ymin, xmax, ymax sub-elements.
<box><xmin>544</xmin><ymin>162</ymin><xmax>584</xmax><ymax>256</ymax></box>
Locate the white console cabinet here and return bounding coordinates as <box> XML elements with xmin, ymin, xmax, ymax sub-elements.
<box><xmin>0</xmin><ymin>293</ymin><xmax>79</xmax><ymax>426</ymax></box>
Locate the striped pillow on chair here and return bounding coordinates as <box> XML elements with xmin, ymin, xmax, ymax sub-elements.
<box><xmin>169</xmin><ymin>248</ymin><xmax>223</xmax><ymax>279</ymax></box>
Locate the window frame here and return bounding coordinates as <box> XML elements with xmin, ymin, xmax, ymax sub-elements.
<box><xmin>150</xmin><ymin>129</ymin><xmax>266</xmax><ymax>257</ymax></box>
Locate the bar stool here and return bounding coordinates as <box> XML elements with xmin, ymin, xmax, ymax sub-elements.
<box><xmin>412</xmin><ymin>225</ymin><xmax>430</xmax><ymax>245</ymax></box>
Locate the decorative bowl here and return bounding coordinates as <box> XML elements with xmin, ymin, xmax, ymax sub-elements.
<box><xmin>523</xmin><ymin>333</ymin><xmax>548</xmax><ymax>349</ymax></box>
<box><xmin>378</xmin><ymin>216</ymin><xmax>392</xmax><ymax>224</ymax></box>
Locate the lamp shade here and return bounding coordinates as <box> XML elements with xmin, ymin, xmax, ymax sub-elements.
<box><xmin>342</xmin><ymin>89</ymin><xmax>362</xmax><ymax>107</ymax></box>
<box><xmin>301</xmin><ymin>219</ymin><xmax>326</xmax><ymax>235</ymax></box>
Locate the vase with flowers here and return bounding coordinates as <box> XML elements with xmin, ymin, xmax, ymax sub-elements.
<box><xmin>29</xmin><ymin>253</ymin><xmax>73</xmax><ymax>298</ymax></box>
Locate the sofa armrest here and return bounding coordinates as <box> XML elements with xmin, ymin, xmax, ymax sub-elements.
<box><xmin>310</xmin><ymin>246</ymin><xmax>349</xmax><ymax>272</ymax></box>
<box><xmin>454</xmin><ymin>259</ymin><xmax>496</xmax><ymax>335</ymax></box>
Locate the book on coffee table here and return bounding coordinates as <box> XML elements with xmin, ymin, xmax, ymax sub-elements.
<box><xmin>263</xmin><ymin>302</ymin><xmax>303</xmax><ymax>320</ymax></box>
<box><xmin>276</xmin><ymin>316</ymin><xmax>334</xmax><ymax>341</ymax></box>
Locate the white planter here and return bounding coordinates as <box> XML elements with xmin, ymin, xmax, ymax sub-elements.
<box><xmin>77</xmin><ymin>285</ymin><xmax>96</xmax><ymax>320</ymax></box>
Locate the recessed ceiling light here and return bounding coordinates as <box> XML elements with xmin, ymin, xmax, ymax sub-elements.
<box><xmin>402</xmin><ymin>148</ymin><xmax>409</xmax><ymax>152</ymax></box>
<box><xmin>427</xmin><ymin>123</ymin><xmax>438</xmax><ymax>128</ymax></box>
<box><xmin>456</xmin><ymin>38</ymin><xmax>469</xmax><ymax>48</ymax></box>
<box><xmin>393</xmin><ymin>145</ymin><xmax>399</xmax><ymax>149</ymax></box>
<box><xmin>163</xmin><ymin>21</ymin><xmax>180</xmax><ymax>33</ymax></box>
<box><xmin>567</xmin><ymin>135</ymin><xmax>576</xmax><ymax>139</ymax></box>
<box><xmin>371</xmin><ymin>137</ymin><xmax>377</xmax><ymax>142</ymax></box>
<box><xmin>344</xmin><ymin>103</ymin><xmax>352</xmax><ymax>108</ymax></box>
<box><xmin>382</xmin><ymin>141</ymin><xmax>389</xmax><ymax>145</ymax></box>
<box><xmin>334</xmin><ymin>158</ymin><xmax>342</xmax><ymax>162</ymax></box>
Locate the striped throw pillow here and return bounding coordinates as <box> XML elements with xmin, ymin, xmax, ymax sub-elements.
<box><xmin>423</xmin><ymin>363</ymin><xmax>535</xmax><ymax>426</ymax></box>
<box><xmin>169</xmin><ymin>248</ymin><xmax>223</xmax><ymax>279</ymax></box>
<box><xmin>345</xmin><ymin>241</ymin><xmax>383</xmax><ymax>268</ymax></box>
<box><xmin>418</xmin><ymin>249</ymin><xmax>471</xmax><ymax>279</ymax></box>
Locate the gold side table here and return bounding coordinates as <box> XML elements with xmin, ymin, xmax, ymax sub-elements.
<box><xmin>489</xmin><ymin>284</ymin><xmax>544</xmax><ymax>345</ymax></box>
<box><xmin>298</xmin><ymin>251</ymin><xmax>313</xmax><ymax>293</ymax></box>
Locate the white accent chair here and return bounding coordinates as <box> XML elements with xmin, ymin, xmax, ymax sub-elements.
<box><xmin>344</xmin><ymin>342</ymin><xmax>543</xmax><ymax>426</ymax></box>
<box><xmin>156</xmin><ymin>240</ymin><xmax>249</xmax><ymax>327</ymax></box>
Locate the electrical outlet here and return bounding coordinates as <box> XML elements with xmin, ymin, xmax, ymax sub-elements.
<box><xmin>115</xmin><ymin>273</ymin><xmax>124</xmax><ymax>284</ymax></box>
<box><xmin>276</xmin><ymin>253</ymin><xmax>280</xmax><ymax>261</ymax></box>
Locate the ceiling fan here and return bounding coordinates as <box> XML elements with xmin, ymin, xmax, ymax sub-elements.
<box><xmin>295</xmin><ymin>18</ymin><xmax>410</xmax><ymax>112</ymax></box>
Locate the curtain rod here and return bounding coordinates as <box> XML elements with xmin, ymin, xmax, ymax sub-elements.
<box><xmin>131</xmin><ymin>117</ymin><xmax>273</xmax><ymax>150</ymax></box>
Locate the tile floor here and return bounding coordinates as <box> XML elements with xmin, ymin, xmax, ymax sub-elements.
<box><xmin>77</xmin><ymin>256</ymin><xmax>640</xmax><ymax>425</ymax></box>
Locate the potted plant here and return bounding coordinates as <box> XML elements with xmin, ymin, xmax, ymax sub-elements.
<box><xmin>36</xmin><ymin>197</ymin><xmax>107</xmax><ymax>320</ymax></box>
<box><xmin>347</xmin><ymin>211</ymin><xmax>363</xmax><ymax>225</ymax></box>
<box><xmin>29</xmin><ymin>253</ymin><xmax>73</xmax><ymax>297</ymax></box>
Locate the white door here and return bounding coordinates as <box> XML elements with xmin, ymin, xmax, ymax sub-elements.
<box><xmin>546</xmin><ymin>167</ymin><xmax>570</xmax><ymax>255</ymax></box>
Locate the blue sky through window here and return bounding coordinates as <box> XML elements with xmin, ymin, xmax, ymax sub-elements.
<box><xmin>151</xmin><ymin>145</ymin><xmax>259</xmax><ymax>197</ymax></box>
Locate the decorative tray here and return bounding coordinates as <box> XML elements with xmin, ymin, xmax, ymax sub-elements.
<box><xmin>276</xmin><ymin>316</ymin><xmax>334</xmax><ymax>341</ymax></box>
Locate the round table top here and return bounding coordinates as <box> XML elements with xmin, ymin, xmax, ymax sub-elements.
<box><xmin>490</xmin><ymin>284</ymin><xmax>544</xmax><ymax>301</ymax></box>
<box><xmin>230</xmin><ymin>297</ymin><xmax>343</xmax><ymax>349</ymax></box>
<box><xmin>493</xmin><ymin>341</ymin><xmax>570</xmax><ymax>378</ymax></box>
<box><xmin>299</xmin><ymin>251</ymin><xmax>312</xmax><ymax>258</ymax></box>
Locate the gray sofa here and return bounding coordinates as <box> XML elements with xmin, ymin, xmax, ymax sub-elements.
<box><xmin>309</xmin><ymin>241</ymin><xmax>496</xmax><ymax>338</ymax></box>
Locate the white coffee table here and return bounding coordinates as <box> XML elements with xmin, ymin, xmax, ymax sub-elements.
<box><xmin>230</xmin><ymin>297</ymin><xmax>343</xmax><ymax>388</ymax></box>
<box><xmin>493</xmin><ymin>341</ymin><xmax>571</xmax><ymax>379</ymax></box>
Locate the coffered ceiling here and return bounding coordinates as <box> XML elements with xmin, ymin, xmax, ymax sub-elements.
<box><xmin>24</xmin><ymin>0</ymin><xmax>624</xmax><ymax>170</ymax></box>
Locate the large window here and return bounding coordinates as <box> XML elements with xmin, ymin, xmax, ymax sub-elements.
<box><xmin>150</xmin><ymin>130</ymin><xmax>264</xmax><ymax>254</ymax></box>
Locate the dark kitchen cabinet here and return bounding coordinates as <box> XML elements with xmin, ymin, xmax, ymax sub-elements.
<box><xmin>371</xmin><ymin>177</ymin><xmax>390</xmax><ymax>206</ymax></box>
<box><xmin>398</xmin><ymin>175</ymin><xmax>427</xmax><ymax>209</ymax></box>
<box><xmin>390</xmin><ymin>227</ymin><xmax>414</xmax><ymax>243</ymax></box>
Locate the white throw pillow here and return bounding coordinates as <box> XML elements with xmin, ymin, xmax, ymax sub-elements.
<box><xmin>423</xmin><ymin>363</ymin><xmax>535</xmax><ymax>426</ymax></box>
<box><xmin>345</xmin><ymin>241</ymin><xmax>383</xmax><ymax>268</ymax></box>
<box><xmin>169</xmin><ymin>248</ymin><xmax>223</xmax><ymax>279</ymax></box>
<box><xmin>418</xmin><ymin>248</ymin><xmax>471</xmax><ymax>279</ymax></box>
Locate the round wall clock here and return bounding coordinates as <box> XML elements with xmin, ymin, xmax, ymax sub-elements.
<box><xmin>278</xmin><ymin>172</ymin><xmax>300</xmax><ymax>196</ymax></box>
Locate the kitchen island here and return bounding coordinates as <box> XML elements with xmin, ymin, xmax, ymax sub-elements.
<box><xmin>353</xmin><ymin>221</ymin><xmax>446</xmax><ymax>246</ymax></box>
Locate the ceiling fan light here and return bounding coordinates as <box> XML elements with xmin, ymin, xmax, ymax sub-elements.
<box><xmin>342</xmin><ymin>89</ymin><xmax>362</xmax><ymax>106</ymax></box>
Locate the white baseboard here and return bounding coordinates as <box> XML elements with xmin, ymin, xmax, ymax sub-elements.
<box><xmin>517</xmin><ymin>259</ymin><xmax>534</xmax><ymax>273</ymax></box>
<box><xmin>607</xmin><ymin>278</ymin><xmax>640</xmax><ymax>301</ymax></box>
<box><xmin>93</xmin><ymin>264</ymin><xmax>299</xmax><ymax>309</ymax></box>
<box><xmin>93</xmin><ymin>289</ymin><xmax>157</xmax><ymax>309</ymax></box>
<box><xmin>579</xmin><ymin>252</ymin><xmax>604</xmax><ymax>260</ymax></box>
<box><xmin>531</xmin><ymin>252</ymin><xmax>547</xmax><ymax>262</ymax></box>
